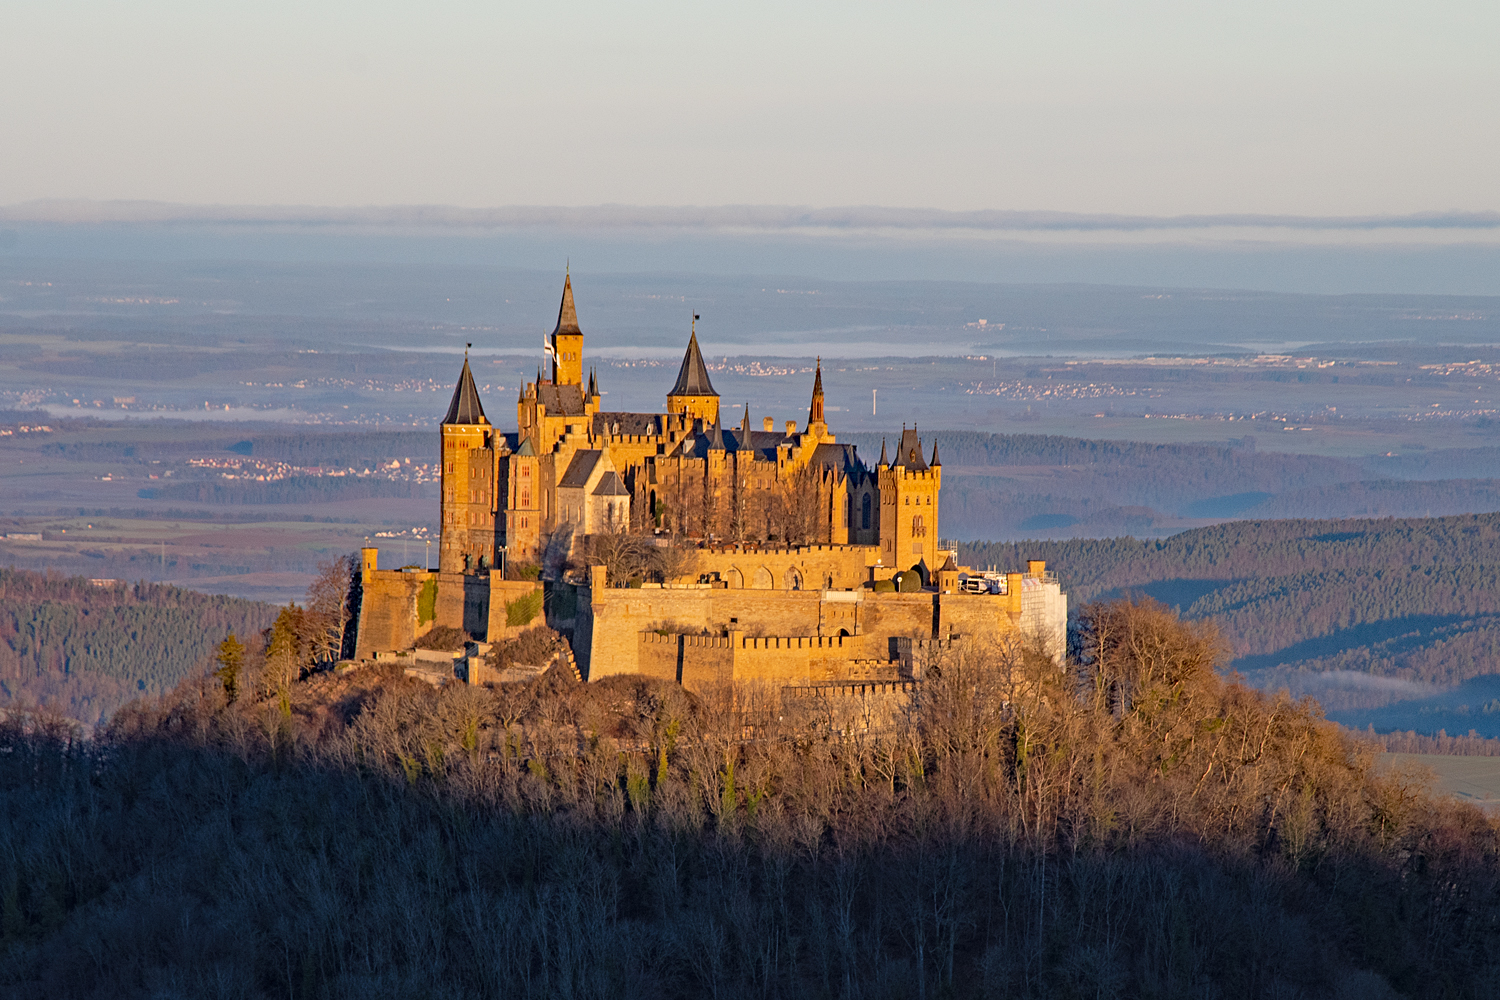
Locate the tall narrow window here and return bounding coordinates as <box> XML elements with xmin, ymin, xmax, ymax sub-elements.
<box><xmin>861</xmin><ymin>493</ymin><xmax>871</xmax><ymax>529</ymax></box>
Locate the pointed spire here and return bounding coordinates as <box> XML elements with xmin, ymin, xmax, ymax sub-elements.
<box><xmin>587</xmin><ymin>367</ymin><xmax>597</xmax><ymax>396</ymax></box>
<box><xmin>879</xmin><ymin>438</ymin><xmax>889</xmax><ymax>466</ymax></box>
<box><xmin>931</xmin><ymin>439</ymin><xmax>941</xmax><ymax>467</ymax></box>
<box><xmin>553</xmin><ymin>273</ymin><xmax>581</xmax><ymax>336</ymax></box>
<box><xmin>668</xmin><ymin>329</ymin><xmax>718</xmax><ymax>397</ymax></box>
<box><xmin>741</xmin><ymin>402</ymin><xmax>750</xmax><ymax>434</ymax></box>
<box><xmin>807</xmin><ymin>357</ymin><xmax>825</xmax><ymax>427</ymax></box>
<box><xmin>443</xmin><ymin>357</ymin><xmax>487</xmax><ymax>425</ymax></box>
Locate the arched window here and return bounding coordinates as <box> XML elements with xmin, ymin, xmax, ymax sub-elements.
<box><xmin>913</xmin><ymin>515</ymin><xmax>926</xmax><ymax>537</ymax></box>
<box><xmin>861</xmin><ymin>493</ymin><xmax>872</xmax><ymax>529</ymax></box>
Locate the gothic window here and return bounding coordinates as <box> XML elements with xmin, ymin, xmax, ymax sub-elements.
<box><xmin>861</xmin><ymin>493</ymin><xmax>871</xmax><ymax>529</ymax></box>
<box><xmin>913</xmin><ymin>515</ymin><xmax>926</xmax><ymax>537</ymax></box>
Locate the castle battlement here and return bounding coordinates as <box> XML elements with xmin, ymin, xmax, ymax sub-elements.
<box><xmin>353</xmin><ymin>271</ymin><xmax>1068</xmax><ymax>698</ymax></box>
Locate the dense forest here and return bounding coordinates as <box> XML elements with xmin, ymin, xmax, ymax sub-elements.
<box><xmin>837</xmin><ymin>432</ymin><xmax>1500</xmax><ymax>538</ymax></box>
<box><xmin>3</xmin><ymin>600</ymin><xmax>1495</xmax><ymax>998</ymax></box>
<box><xmin>0</xmin><ymin>569</ymin><xmax>278</xmax><ymax>725</ymax></box>
<box><xmin>137</xmin><ymin>476</ymin><xmax>434</xmax><ymax>505</ymax></box>
<box><xmin>961</xmin><ymin>513</ymin><xmax>1500</xmax><ymax>718</ymax></box>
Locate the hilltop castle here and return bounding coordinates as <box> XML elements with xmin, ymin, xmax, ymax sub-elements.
<box><xmin>437</xmin><ymin>273</ymin><xmax>943</xmax><ymax>578</ymax></box>
<box><xmin>355</xmin><ymin>275</ymin><xmax>1066</xmax><ymax>690</ymax></box>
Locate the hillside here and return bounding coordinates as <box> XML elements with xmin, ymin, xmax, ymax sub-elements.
<box><xmin>0</xmin><ymin>568</ymin><xmax>278</xmax><ymax>725</ymax></box>
<box><xmin>842</xmin><ymin>431</ymin><xmax>1500</xmax><ymax>539</ymax></box>
<box><xmin>961</xmin><ymin>513</ymin><xmax>1500</xmax><ymax>732</ymax></box>
<box><xmin>2</xmin><ymin>599</ymin><xmax>1494</xmax><ymax>998</ymax></box>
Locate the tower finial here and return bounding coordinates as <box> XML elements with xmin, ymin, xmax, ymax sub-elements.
<box><xmin>807</xmin><ymin>357</ymin><xmax>825</xmax><ymax>427</ymax></box>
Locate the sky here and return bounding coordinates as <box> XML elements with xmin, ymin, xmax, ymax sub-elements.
<box><xmin>3</xmin><ymin>1</ymin><xmax>1498</xmax><ymax>217</ymax></box>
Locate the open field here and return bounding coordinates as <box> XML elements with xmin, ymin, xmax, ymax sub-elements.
<box><xmin>1382</xmin><ymin>753</ymin><xmax>1500</xmax><ymax>810</ymax></box>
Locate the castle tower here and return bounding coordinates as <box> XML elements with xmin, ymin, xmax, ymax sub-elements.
<box><xmin>551</xmin><ymin>273</ymin><xmax>584</xmax><ymax>387</ymax></box>
<box><xmin>439</xmin><ymin>351</ymin><xmax>499</xmax><ymax>575</ymax></box>
<box><xmin>666</xmin><ymin>319</ymin><xmax>720</xmax><ymax>424</ymax></box>
<box><xmin>878</xmin><ymin>426</ymin><xmax>941</xmax><ymax>575</ymax></box>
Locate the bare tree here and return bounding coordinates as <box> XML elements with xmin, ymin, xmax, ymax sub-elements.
<box><xmin>304</xmin><ymin>555</ymin><xmax>354</xmax><ymax>666</ymax></box>
<box><xmin>584</xmin><ymin>530</ymin><xmax>652</xmax><ymax>587</ymax></box>
<box><xmin>653</xmin><ymin>538</ymin><xmax>700</xmax><ymax>585</ymax></box>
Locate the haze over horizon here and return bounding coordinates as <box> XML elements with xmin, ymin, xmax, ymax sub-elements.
<box><xmin>4</xmin><ymin>1</ymin><xmax>1497</xmax><ymax>218</ymax></box>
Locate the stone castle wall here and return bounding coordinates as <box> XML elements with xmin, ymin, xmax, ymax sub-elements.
<box><xmin>575</xmin><ymin>565</ymin><xmax>1020</xmax><ymax>683</ymax></box>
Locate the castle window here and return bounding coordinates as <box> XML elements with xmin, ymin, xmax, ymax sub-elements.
<box><xmin>913</xmin><ymin>515</ymin><xmax>926</xmax><ymax>537</ymax></box>
<box><xmin>861</xmin><ymin>494</ymin><xmax>871</xmax><ymax>529</ymax></box>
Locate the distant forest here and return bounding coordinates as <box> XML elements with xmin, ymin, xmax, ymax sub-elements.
<box><xmin>961</xmin><ymin>513</ymin><xmax>1500</xmax><ymax>716</ymax></box>
<box><xmin>43</xmin><ymin>429</ymin><xmax>432</xmax><ymax>467</ymax></box>
<box><xmin>0</xmin><ymin>569</ymin><xmax>277</xmax><ymax>725</ymax></box>
<box><xmin>138</xmin><ymin>476</ymin><xmax>434</xmax><ymax>505</ymax></box>
<box><xmin>841</xmin><ymin>432</ymin><xmax>1500</xmax><ymax>538</ymax></box>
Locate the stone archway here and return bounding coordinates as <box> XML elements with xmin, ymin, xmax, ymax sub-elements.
<box><xmin>727</xmin><ymin>567</ymin><xmax>745</xmax><ymax>589</ymax></box>
<box><xmin>752</xmin><ymin>566</ymin><xmax>774</xmax><ymax>589</ymax></box>
<box><xmin>784</xmin><ymin>567</ymin><xmax>803</xmax><ymax>591</ymax></box>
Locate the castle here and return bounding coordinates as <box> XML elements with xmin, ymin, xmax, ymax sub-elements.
<box><xmin>354</xmin><ymin>274</ymin><xmax>1067</xmax><ymax>691</ymax></box>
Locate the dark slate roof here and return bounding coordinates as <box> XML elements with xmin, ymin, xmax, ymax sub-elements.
<box><xmin>592</xmin><ymin>471</ymin><xmax>629</xmax><ymax>496</ymax></box>
<box><xmin>553</xmin><ymin>274</ymin><xmax>581</xmax><ymax>336</ymax></box>
<box><xmin>442</xmin><ymin>358</ymin><xmax>487</xmax><ymax>425</ymax></box>
<box><xmin>558</xmin><ymin>450</ymin><xmax>603</xmax><ymax>489</ymax></box>
<box><xmin>592</xmin><ymin>411</ymin><xmax>662</xmax><ymax>437</ymax></box>
<box><xmin>810</xmin><ymin>442</ymin><xmax>870</xmax><ymax>485</ymax></box>
<box><xmin>537</xmin><ymin>382</ymin><xmax>587</xmax><ymax>416</ymax></box>
<box><xmin>668</xmin><ymin>332</ymin><xmax>718</xmax><ymax>397</ymax></box>
<box><xmin>514</xmin><ymin>436</ymin><xmax>536</xmax><ymax>457</ymax></box>
<box><xmin>893</xmin><ymin>428</ymin><xmax>928</xmax><ymax>471</ymax></box>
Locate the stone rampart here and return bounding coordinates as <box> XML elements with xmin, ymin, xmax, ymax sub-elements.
<box><xmin>582</xmin><ymin>576</ymin><xmax>1022</xmax><ymax>684</ymax></box>
<box><xmin>354</xmin><ymin>567</ymin><xmax>438</xmax><ymax>659</ymax></box>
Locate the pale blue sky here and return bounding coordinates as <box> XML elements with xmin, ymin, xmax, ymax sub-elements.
<box><xmin>2</xmin><ymin>1</ymin><xmax>1496</xmax><ymax>215</ymax></box>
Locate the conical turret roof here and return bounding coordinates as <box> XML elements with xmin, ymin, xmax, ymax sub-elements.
<box><xmin>442</xmin><ymin>357</ymin><xmax>487</xmax><ymax>425</ymax></box>
<box><xmin>931</xmin><ymin>439</ymin><xmax>941</xmax><ymax>466</ymax></box>
<box><xmin>553</xmin><ymin>273</ymin><xmax>581</xmax><ymax>336</ymax></box>
<box><xmin>669</xmin><ymin>330</ymin><xmax>718</xmax><ymax>397</ymax></box>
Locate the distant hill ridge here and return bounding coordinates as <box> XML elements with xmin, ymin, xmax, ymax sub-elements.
<box><xmin>962</xmin><ymin>512</ymin><xmax>1500</xmax><ymax>732</ymax></box>
<box><xmin>0</xmin><ymin>568</ymin><xmax>277</xmax><ymax>725</ymax></box>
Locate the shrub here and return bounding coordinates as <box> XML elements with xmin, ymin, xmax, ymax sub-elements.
<box><xmin>412</xmin><ymin>625</ymin><xmax>469</xmax><ymax>651</ymax></box>
<box><xmin>505</xmin><ymin>589</ymin><xmax>543</xmax><ymax>627</ymax></box>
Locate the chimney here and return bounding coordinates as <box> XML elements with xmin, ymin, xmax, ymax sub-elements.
<box><xmin>1028</xmin><ymin>560</ymin><xmax>1046</xmax><ymax>578</ymax></box>
<box><xmin>763</xmin><ymin>416</ymin><xmax>775</xmax><ymax>432</ymax></box>
<box><xmin>785</xmin><ymin>420</ymin><xmax>797</xmax><ymax>435</ymax></box>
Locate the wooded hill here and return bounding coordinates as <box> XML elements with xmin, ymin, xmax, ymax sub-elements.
<box><xmin>2</xmin><ymin>600</ymin><xmax>1492</xmax><ymax>998</ymax></box>
<box><xmin>0</xmin><ymin>568</ymin><xmax>277</xmax><ymax>726</ymax></box>
<box><xmin>961</xmin><ymin>513</ymin><xmax>1500</xmax><ymax>721</ymax></box>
